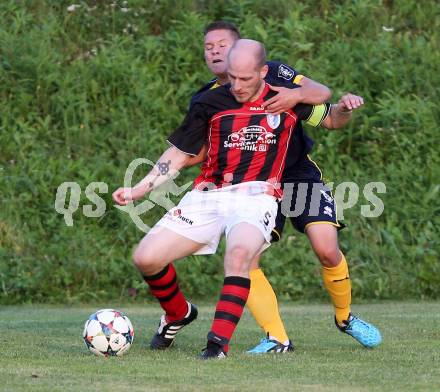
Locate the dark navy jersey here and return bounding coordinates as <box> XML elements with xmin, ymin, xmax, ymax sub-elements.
<box><xmin>264</xmin><ymin>60</ymin><xmax>304</xmax><ymax>87</ymax></box>
<box><xmin>190</xmin><ymin>61</ymin><xmax>321</xmax><ymax>183</ymax></box>
<box><xmin>190</xmin><ymin>61</ymin><xmax>304</xmax><ymax>108</ymax></box>
<box><xmin>169</xmin><ymin>83</ymin><xmax>330</xmax><ymax>197</ymax></box>
<box><xmin>190</xmin><ymin>78</ymin><xmax>219</xmax><ymax>108</ymax></box>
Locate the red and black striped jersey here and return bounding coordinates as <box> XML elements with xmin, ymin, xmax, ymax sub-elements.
<box><xmin>168</xmin><ymin>82</ymin><xmax>330</xmax><ymax>197</ymax></box>
<box><xmin>191</xmin><ymin>61</ymin><xmax>325</xmax><ymax>182</ymax></box>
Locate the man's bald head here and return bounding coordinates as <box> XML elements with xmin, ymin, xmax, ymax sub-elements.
<box><xmin>227</xmin><ymin>39</ymin><xmax>269</xmax><ymax>103</ymax></box>
<box><xmin>228</xmin><ymin>39</ymin><xmax>267</xmax><ymax>70</ymax></box>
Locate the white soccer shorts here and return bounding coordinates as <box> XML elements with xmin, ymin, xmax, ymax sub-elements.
<box><xmin>151</xmin><ymin>189</ymin><xmax>278</xmax><ymax>255</ymax></box>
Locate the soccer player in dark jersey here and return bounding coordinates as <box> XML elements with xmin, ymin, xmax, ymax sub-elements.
<box><xmin>186</xmin><ymin>22</ymin><xmax>382</xmax><ymax>353</ymax></box>
<box><xmin>113</xmin><ymin>39</ymin><xmax>374</xmax><ymax>359</ymax></box>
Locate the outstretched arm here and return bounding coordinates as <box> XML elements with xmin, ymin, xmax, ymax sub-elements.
<box><xmin>263</xmin><ymin>77</ymin><xmax>332</xmax><ymax>115</ymax></box>
<box><xmin>112</xmin><ymin>146</ymin><xmax>192</xmax><ymax>205</ymax></box>
<box><xmin>322</xmin><ymin>93</ymin><xmax>364</xmax><ymax>130</ymax></box>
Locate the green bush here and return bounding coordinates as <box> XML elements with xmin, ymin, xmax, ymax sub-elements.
<box><xmin>1</xmin><ymin>0</ymin><xmax>438</xmax><ymax>303</ymax></box>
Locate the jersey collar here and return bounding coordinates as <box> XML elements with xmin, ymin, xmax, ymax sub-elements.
<box><xmin>243</xmin><ymin>82</ymin><xmax>270</xmax><ymax>109</ymax></box>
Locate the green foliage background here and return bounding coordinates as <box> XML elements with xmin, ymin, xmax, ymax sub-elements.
<box><xmin>1</xmin><ymin>0</ymin><xmax>439</xmax><ymax>303</ymax></box>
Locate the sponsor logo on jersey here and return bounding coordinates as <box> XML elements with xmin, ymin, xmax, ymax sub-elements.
<box><xmin>267</xmin><ymin>114</ymin><xmax>281</xmax><ymax>129</ymax></box>
<box><xmin>224</xmin><ymin>125</ymin><xmax>276</xmax><ymax>152</ymax></box>
<box><xmin>250</xmin><ymin>106</ymin><xmax>264</xmax><ymax>111</ymax></box>
<box><xmin>278</xmin><ymin>64</ymin><xmax>294</xmax><ymax>80</ymax></box>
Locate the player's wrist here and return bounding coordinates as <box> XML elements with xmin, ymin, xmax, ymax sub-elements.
<box><xmin>294</xmin><ymin>87</ymin><xmax>305</xmax><ymax>103</ymax></box>
<box><xmin>133</xmin><ymin>183</ymin><xmax>150</xmax><ymax>195</ymax></box>
<box><xmin>337</xmin><ymin>107</ymin><xmax>352</xmax><ymax>115</ymax></box>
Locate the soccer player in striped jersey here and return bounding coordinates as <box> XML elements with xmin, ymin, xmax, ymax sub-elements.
<box><xmin>113</xmin><ymin>39</ymin><xmax>374</xmax><ymax>359</ymax></box>
<box><xmin>186</xmin><ymin>22</ymin><xmax>382</xmax><ymax>353</ymax></box>
<box><xmin>187</xmin><ymin>21</ymin><xmax>331</xmax><ymax>353</ymax></box>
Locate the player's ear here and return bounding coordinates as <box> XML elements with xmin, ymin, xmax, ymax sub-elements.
<box><xmin>260</xmin><ymin>64</ymin><xmax>269</xmax><ymax>79</ymax></box>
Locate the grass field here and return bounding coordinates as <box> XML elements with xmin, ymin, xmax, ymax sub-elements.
<box><xmin>1</xmin><ymin>302</ymin><xmax>439</xmax><ymax>392</ymax></box>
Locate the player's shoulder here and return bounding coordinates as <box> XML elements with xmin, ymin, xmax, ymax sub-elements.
<box><xmin>192</xmin><ymin>78</ymin><xmax>217</xmax><ymax>97</ymax></box>
<box><xmin>190</xmin><ymin>79</ymin><xmax>218</xmax><ymax>107</ymax></box>
<box><xmin>266</xmin><ymin>60</ymin><xmax>299</xmax><ymax>83</ymax></box>
<box><xmin>194</xmin><ymin>83</ymin><xmax>231</xmax><ymax>104</ymax></box>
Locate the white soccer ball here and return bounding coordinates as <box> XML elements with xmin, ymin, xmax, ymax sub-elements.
<box><xmin>83</xmin><ymin>309</ymin><xmax>134</xmax><ymax>357</ymax></box>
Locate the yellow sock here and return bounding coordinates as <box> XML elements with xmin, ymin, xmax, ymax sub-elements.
<box><xmin>247</xmin><ymin>268</ymin><xmax>289</xmax><ymax>343</ymax></box>
<box><xmin>322</xmin><ymin>253</ymin><xmax>352</xmax><ymax>325</ymax></box>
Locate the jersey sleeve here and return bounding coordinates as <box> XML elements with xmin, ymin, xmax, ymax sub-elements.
<box><xmin>266</xmin><ymin>61</ymin><xmax>304</xmax><ymax>87</ymax></box>
<box><xmin>167</xmin><ymin>103</ymin><xmax>209</xmax><ymax>156</ymax></box>
<box><xmin>293</xmin><ymin>103</ymin><xmax>331</xmax><ymax>127</ymax></box>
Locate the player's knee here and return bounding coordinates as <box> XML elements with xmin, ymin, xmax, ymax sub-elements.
<box><xmin>132</xmin><ymin>244</ymin><xmax>160</xmax><ymax>274</ymax></box>
<box><xmin>224</xmin><ymin>246</ymin><xmax>252</xmax><ymax>275</ymax></box>
<box><xmin>316</xmin><ymin>246</ymin><xmax>341</xmax><ymax>268</ymax></box>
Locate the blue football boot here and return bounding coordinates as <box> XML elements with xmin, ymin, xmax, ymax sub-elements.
<box><xmin>336</xmin><ymin>313</ymin><xmax>382</xmax><ymax>348</ymax></box>
<box><xmin>247</xmin><ymin>334</ymin><xmax>294</xmax><ymax>354</ymax></box>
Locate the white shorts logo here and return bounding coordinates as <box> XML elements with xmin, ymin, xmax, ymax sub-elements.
<box><xmin>167</xmin><ymin>208</ymin><xmax>194</xmax><ymax>225</ymax></box>
<box><xmin>267</xmin><ymin>114</ymin><xmax>281</xmax><ymax>129</ymax></box>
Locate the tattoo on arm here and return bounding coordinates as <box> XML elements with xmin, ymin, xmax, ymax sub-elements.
<box><xmin>147</xmin><ymin>160</ymin><xmax>172</xmax><ymax>190</ymax></box>
<box><xmin>157</xmin><ymin>160</ymin><xmax>171</xmax><ymax>175</ymax></box>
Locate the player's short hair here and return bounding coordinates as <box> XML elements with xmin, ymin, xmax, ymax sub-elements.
<box><xmin>204</xmin><ymin>21</ymin><xmax>241</xmax><ymax>40</ymax></box>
